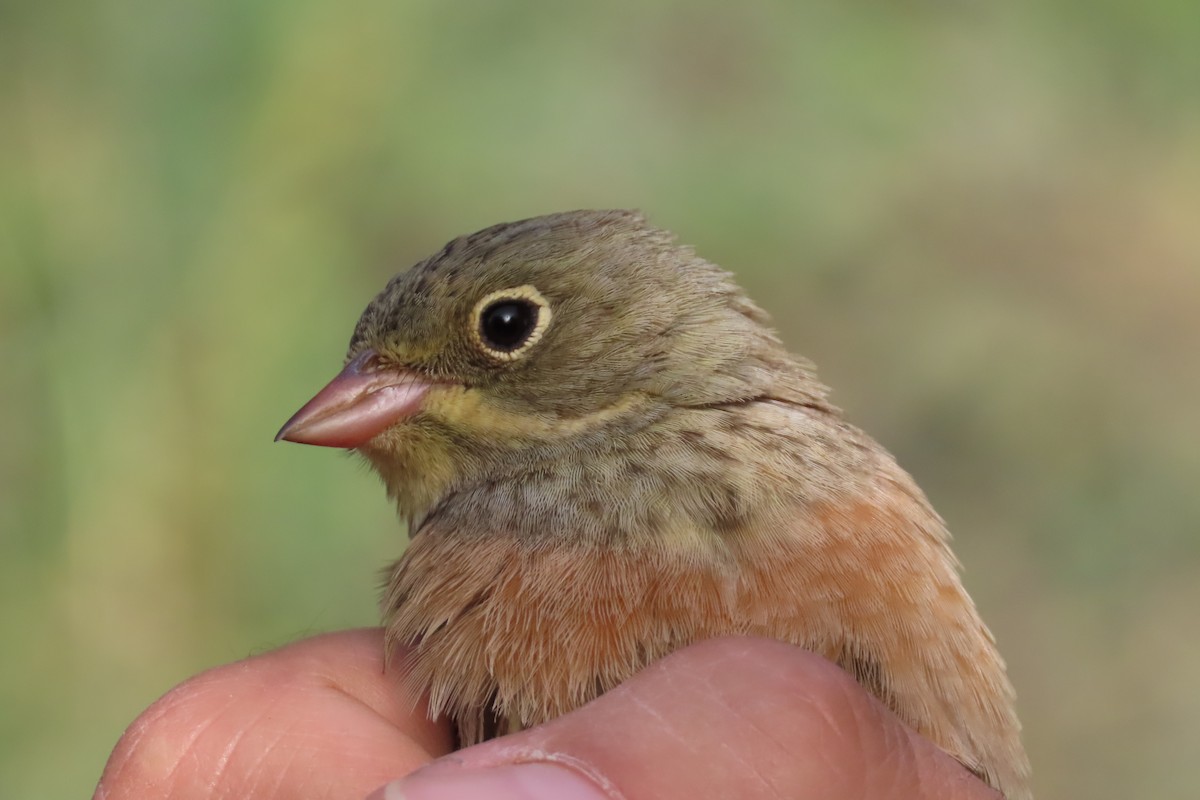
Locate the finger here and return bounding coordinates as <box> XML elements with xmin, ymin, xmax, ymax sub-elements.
<box><xmin>96</xmin><ymin>628</ymin><xmax>454</xmax><ymax>800</ymax></box>
<box><xmin>372</xmin><ymin>637</ymin><xmax>1000</xmax><ymax>800</ymax></box>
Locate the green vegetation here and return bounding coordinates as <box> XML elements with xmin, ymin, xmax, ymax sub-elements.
<box><xmin>3</xmin><ymin>2</ymin><xmax>1197</xmax><ymax>797</ymax></box>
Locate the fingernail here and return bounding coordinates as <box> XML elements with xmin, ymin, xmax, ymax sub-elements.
<box><xmin>378</xmin><ymin>761</ymin><xmax>613</xmax><ymax>800</ymax></box>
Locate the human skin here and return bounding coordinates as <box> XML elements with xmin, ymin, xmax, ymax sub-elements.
<box><xmin>94</xmin><ymin>631</ymin><xmax>1000</xmax><ymax>800</ymax></box>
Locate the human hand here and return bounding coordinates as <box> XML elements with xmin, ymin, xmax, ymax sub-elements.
<box><xmin>95</xmin><ymin>631</ymin><xmax>1000</xmax><ymax>799</ymax></box>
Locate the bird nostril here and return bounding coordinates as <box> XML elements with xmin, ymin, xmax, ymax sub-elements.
<box><xmin>347</xmin><ymin>349</ymin><xmax>386</xmax><ymax>374</ymax></box>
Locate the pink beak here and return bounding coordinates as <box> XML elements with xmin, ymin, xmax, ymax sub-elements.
<box><xmin>275</xmin><ymin>350</ymin><xmax>435</xmax><ymax>449</ymax></box>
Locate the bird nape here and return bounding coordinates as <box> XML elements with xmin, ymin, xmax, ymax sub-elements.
<box><xmin>277</xmin><ymin>209</ymin><xmax>1031</xmax><ymax>800</ymax></box>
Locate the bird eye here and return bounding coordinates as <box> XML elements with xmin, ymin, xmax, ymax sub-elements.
<box><xmin>471</xmin><ymin>285</ymin><xmax>552</xmax><ymax>361</ymax></box>
<box><xmin>481</xmin><ymin>300</ymin><xmax>537</xmax><ymax>350</ymax></box>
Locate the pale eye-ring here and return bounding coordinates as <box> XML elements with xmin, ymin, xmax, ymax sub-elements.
<box><xmin>471</xmin><ymin>285</ymin><xmax>552</xmax><ymax>360</ymax></box>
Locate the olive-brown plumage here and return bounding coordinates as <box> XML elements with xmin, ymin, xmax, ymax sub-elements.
<box><xmin>278</xmin><ymin>210</ymin><xmax>1031</xmax><ymax>799</ymax></box>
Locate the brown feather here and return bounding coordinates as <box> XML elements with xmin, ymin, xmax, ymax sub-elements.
<box><xmin>326</xmin><ymin>211</ymin><xmax>1034</xmax><ymax>798</ymax></box>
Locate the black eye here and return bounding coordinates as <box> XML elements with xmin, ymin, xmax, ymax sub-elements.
<box><xmin>471</xmin><ymin>285</ymin><xmax>552</xmax><ymax>360</ymax></box>
<box><xmin>480</xmin><ymin>299</ymin><xmax>538</xmax><ymax>351</ymax></box>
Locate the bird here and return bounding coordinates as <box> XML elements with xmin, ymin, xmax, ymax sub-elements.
<box><xmin>276</xmin><ymin>209</ymin><xmax>1031</xmax><ymax>799</ymax></box>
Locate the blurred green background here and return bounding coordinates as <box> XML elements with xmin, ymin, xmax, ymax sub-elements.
<box><xmin>3</xmin><ymin>1</ymin><xmax>1198</xmax><ymax>797</ymax></box>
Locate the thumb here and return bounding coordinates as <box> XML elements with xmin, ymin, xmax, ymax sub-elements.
<box><xmin>368</xmin><ymin>637</ymin><xmax>1000</xmax><ymax>800</ymax></box>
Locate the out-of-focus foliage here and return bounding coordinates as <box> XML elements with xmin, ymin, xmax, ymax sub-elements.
<box><xmin>2</xmin><ymin>1</ymin><xmax>1197</xmax><ymax>797</ymax></box>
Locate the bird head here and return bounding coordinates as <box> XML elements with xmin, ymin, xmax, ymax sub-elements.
<box><xmin>277</xmin><ymin>210</ymin><xmax>822</xmax><ymax>518</ymax></box>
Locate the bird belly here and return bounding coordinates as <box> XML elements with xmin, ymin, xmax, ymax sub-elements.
<box><xmin>382</xmin><ymin>510</ymin><xmax>1028</xmax><ymax>798</ymax></box>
